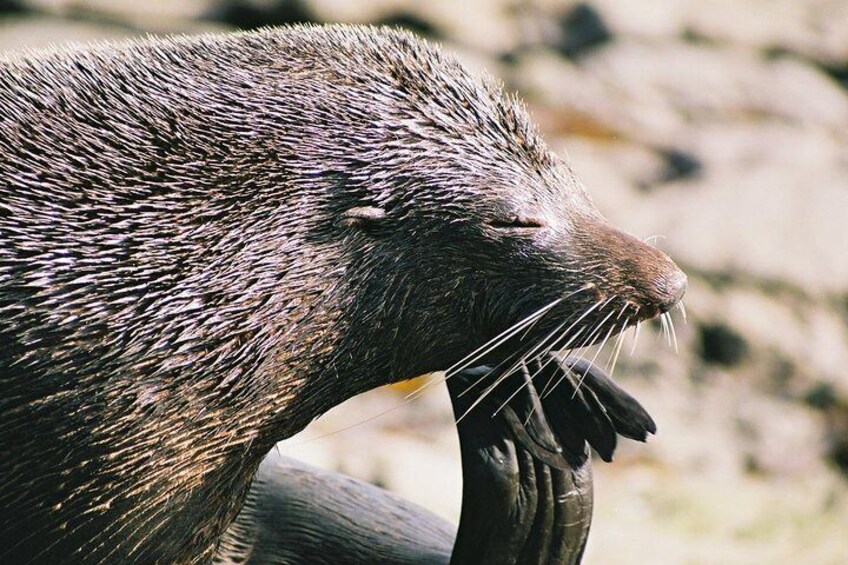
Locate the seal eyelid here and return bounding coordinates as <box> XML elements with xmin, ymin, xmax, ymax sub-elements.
<box><xmin>488</xmin><ymin>215</ymin><xmax>547</xmax><ymax>229</ymax></box>
<box><xmin>339</xmin><ymin>206</ymin><xmax>387</xmax><ymax>228</ymax></box>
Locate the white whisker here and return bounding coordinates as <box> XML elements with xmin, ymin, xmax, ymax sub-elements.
<box><xmin>518</xmin><ymin>284</ymin><xmax>592</xmax><ymax>341</ymax></box>
<box><xmin>489</xmin><ymin>317</ymin><xmax>578</xmax><ymax>418</ymax></box>
<box><xmin>520</xmin><ymin>297</ymin><xmax>614</xmax><ymax>421</ymax></box>
<box><xmin>606</xmin><ymin>318</ymin><xmax>629</xmax><ymax>375</ymax></box>
<box><xmin>458</xmin><ymin>295</ymin><xmax>606</xmax><ymax>424</ymax></box>
<box><xmin>573</xmin><ymin>312</ymin><xmax>617</xmax><ymax>396</ymax></box>
<box><xmin>539</xmin><ymin>302</ymin><xmax>615</xmax><ymax>400</ymax></box>
<box><xmin>668</xmin><ymin>311</ymin><xmax>679</xmax><ymax>354</ymax></box>
<box><xmin>444</xmin><ymin>297</ymin><xmax>560</xmax><ymax>375</ymax></box>
<box><xmin>631</xmin><ymin>320</ymin><xmax>642</xmax><ymax>355</ymax></box>
<box><xmin>438</xmin><ymin>284</ymin><xmax>593</xmax><ymax>388</ymax></box>
<box><xmin>459</xmin><ymin>317</ymin><xmax>575</xmax><ymax>421</ymax></box>
<box><xmin>535</xmin><ymin>326</ymin><xmax>587</xmax><ymax>400</ymax></box>
<box><xmin>405</xmin><ymin>297</ymin><xmax>562</xmax><ymax>401</ymax></box>
<box><xmin>553</xmin><ymin>297</ymin><xmax>613</xmax><ymax>353</ymax></box>
<box><xmin>466</xmin><ymin>316</ymin><xmax>570</xmax><ymax>406</ymax></box>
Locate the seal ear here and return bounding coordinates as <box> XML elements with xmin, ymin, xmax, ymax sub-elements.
<box><xmin>338</xmin><ymin>206</ymin><xmax>388</xmax><ymax>228</ymax></box>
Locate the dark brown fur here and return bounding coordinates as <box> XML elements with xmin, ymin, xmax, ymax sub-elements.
<box><xmin>0</xmin><ymin>25</ymin><xmax>685</xmax><ymax>563</ymax></box>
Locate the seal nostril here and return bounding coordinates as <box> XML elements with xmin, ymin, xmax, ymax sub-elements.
<box><xmin>659</xmin><ymin>270</ymin><xmax>688</xmax><ymax>313</ymax></box>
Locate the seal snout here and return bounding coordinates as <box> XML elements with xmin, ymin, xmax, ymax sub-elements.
<box><xmin>629</xmin><ymin>243</ymin><xmax>687</xmax><ymax>318</ymax></box>
<box><xmin>576</xmin><ymin>220</ymin><xmax>687</xmax><ymax>321</ymax></box>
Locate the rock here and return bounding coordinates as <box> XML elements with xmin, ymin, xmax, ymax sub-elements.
<box><xmin>513</xmin><ymin>46</ymin><xmax>685</xmax><ymax>145</ymax></box>
<box><xmin>698</xmin><ymin>322</ymin><xmax>748</xmax><ymax>367</ymax></box>
<box><xmin>630</xmin><ymin>161</ymin><xmax>848</xmax><ymax>296</ymax></box>
<box><xmin>21</xmin><ymin>0</ymin><xmax>222</xmax><ymax>33</ymax></box>
<box><xmin>311</xmin><ymin>0</ymin><xmax>521</xmax><ymax>54</ymax></box>
<box><xmin>204</xmin><ymin>0</ymin><xmax>319</xmax><ymax>29</ymax></box>
<box><xmin>590</xmin><ymin>0</ymin><xmax>848</xmax><ymax>68</ymax></box>
<box><xmin>582</xmin><ymin>40</ymin><xmax>848</xmax><ymax>138</ymax></box>
<box><xmin>0</xmin><ymin>15</ymin><xmax>135</xmax><ymax>52</ymax></box>
<box><xmin>554</xmin><ymin>2</ymin><xmax>613</xmax><ymax>59</ymax></box>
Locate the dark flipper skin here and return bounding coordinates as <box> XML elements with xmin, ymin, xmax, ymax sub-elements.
<box><xmin>448</xmin><ymin>354</ymin><xmax>656</xmax><ymax>564</ymax></box>
<box><xmin>214</xmin><ymin>451</ymin><xmax>455</xmax><ymax>565</ymax></box>
<box><xmin>215</xmin><ymin>356</ymin><xmax>655</xmax><ymax>564</ymax></box>
<box><xmin>447</xmin><ymin>365</ymin><xmax>592</xmax><ymax>565</ymax></box>
<box><xmin>557</xmin><ymin>353</ymin><xmax>657</xmax><ymax>444</ymax></box>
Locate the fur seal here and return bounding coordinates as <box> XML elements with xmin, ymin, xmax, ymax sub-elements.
<box><xmin>0</xmin><ymin>25</ymin><xmax>685</xmax><ymax>563</ymax></box>
<box><xmin>213</xmin><ymin>356</ymin><xmax>656</xmax><ymax>565</ymax></box>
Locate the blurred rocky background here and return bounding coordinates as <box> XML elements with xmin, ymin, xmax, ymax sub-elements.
<box><xmin>2</xmin><ymin>1</ymin><xmax>847</xmax><ymax>563</ymax></box>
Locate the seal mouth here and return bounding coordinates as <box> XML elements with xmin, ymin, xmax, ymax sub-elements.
<box><xmin>548</xmin><ymin>276</ymin><xmax>687</xmax><ymax>352</ymax></box>
<box><xmin>473</xmin><ymin>271</ymin><xmax>688</xmax><ymax>368</ymax></box>
<box><xmin>441</xmin><ymin>275</ymin><xmax>686</xmax><ymax>425</ymax></box>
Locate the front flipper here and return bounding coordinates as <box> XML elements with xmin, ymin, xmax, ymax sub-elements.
<box><xmin>447</xmin><ymin>355</ymin><xmax>655</xmax><ymax>565</ymax></box>
<box><xmin>558</xmin><ymin>353</ymin><xmax>656</xmax><ymax>442</ymax></box>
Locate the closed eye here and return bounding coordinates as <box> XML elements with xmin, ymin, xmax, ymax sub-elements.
<box><xmin>488</xmin><ymin>216</ymin><xmax>547</xmax><ymax>229</ymax></box>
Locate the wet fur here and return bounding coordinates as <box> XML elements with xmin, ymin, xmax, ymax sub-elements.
<box><xmin>0</xmin><ymin>26</ymin><xmax>683</xmax><ymax>563</ymax></box>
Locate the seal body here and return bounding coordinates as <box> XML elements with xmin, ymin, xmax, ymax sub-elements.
<box><xmin>0</xmin><ymin>26</ymin><xmax>685</xmax><ymax>563</ymax></box>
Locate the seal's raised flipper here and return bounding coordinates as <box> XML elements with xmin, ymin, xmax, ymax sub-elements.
<box><xmin>447</xmin><ymin>365</ymin><xmax>591</xmax><ymax>565</ymax></box>
<box><xmin>447</xmin><ymin>359</ymin><xmax>656</xmax><ymax>564</ymax></box>
<box><xmin>558</xmin><ymin>353</ymin><xmax>657</xmax><ymax>442</ymax></box>
<box><xmin>528</xmin><ymin>353</ymin><xmax>657</xmax><ymax>461</ymax></box>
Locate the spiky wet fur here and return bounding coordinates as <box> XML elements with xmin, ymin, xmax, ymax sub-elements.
<box><xmin>0</xmin><ymin>25</ymin><xmax>683</xmax><ymax>563</ymax></box>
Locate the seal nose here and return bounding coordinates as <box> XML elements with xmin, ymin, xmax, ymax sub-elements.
<box><xmin>658</xmin><ymin>269</ymin><xmax>687</xmax><ymax>313</ymax></box>
<box><xmin>572</xmin><ymin>218</ymin><xmax>688</xmax><ymax>318</ymax></box>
